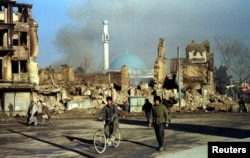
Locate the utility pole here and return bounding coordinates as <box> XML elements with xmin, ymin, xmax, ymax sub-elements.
<box><xmin>177</xmin><ymin>46</ymin><xmax>181</xmax><ymax>107</ymax></box>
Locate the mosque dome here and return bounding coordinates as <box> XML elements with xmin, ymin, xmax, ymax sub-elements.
<box><xmin>109</xmin><ymin>52</ymin><xmax>147</xmax><ymax>70</ymax></box>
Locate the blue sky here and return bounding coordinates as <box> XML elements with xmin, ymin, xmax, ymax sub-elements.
<box><xmin>18</xmin><ymin>0</ymin><xmax>250</xmax><ymax>70</ymax></box>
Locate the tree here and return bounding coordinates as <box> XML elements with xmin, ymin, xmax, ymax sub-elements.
<box><xmin>215</xmin><ymin>38</ymin><xmax>250</xmax><ymax>84</ymax></box>
<box><xmin>75</xmin><ymin>66</ymin><xmax>85</xmax><ymax>75</ymax></box>
<box><xmin>75</xmin><ymin>56</ymin><xmax>102</xmax><ymax>74</ymax></box>
<box><xmin>215</xmin><ymin>65</ymin><xmax>231</xmax><ymax>94</ymax></box>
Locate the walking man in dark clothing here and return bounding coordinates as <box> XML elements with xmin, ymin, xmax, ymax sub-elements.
<box><xmin>142</xmin><ymin>99</ymin><xmax>152</xmax><ymax>123</ymax></box>
<box><xmin>149</xmin><ymin>96</ymin><xmax>170</xmax><ymax>151</ymax></box>
<box><xmin>26</xmin><ymin>100</ymin><xmax>34</xmax><ymax>125</ymax></box>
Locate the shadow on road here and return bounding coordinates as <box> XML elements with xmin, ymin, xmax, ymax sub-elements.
<box><xmin>122</xmin><ymin>139</ymin><xmax>155</xmax><ymax>149</ymax></box>
<box><xmin>64</xmin><ymin>135</ymin><xmax>93</xmax><ymax>144</ymax></box>
<box><xmin>120</xmin><ymin>119</ymin><xmax>147</xmax><ymax>127</ymax></box>
<box><xmin>17</xmin><ymin>121</ymin><xmax>28</xmax><ymax>126</ymax></box>
<box><xmin>169</xmin><ymin>123</ymin><xmax>250</xmax><ymax>139</ymax></box>
<box><xmin>8</xmin><ymin>129</ymin><xmax>95</xmax><ymax>158</ymax></box>
<box><xmin>63</xmin><ymin>135</ymin><xmax>94</xmax><ymax>150</ymax></box>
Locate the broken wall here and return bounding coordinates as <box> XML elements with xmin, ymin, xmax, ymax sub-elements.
<box><xmin>3</xmin><ymin>92</ymin><xmax>31</xmax><ymax>116</ymax></box>
<box><xmin>61</xmin><ymin>65</ymin><xmax>75</xmax><ymax>82</ymax></box>
<box><xmin>153</xmin><ymin>38</ymin><xmax>167</xmax><ymax>86</ymax></box>
<box><xmin>121</xmin><ymin>65</ymin><xmax>129</xmax><ymax>91</ymax></box>
<box><xmin>169</xmin><ymin>40</ymin><xmax>214</xmax><ymax>91</ymax></box>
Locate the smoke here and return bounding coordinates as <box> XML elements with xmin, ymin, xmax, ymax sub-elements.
<box><xmin>53</xmin><ymin>23</ymin><xmax>101</xmax><ymax>70</ymax></box>
<box><xmin>53</xmin><ymin>0</ymin><xmax>138</xmax><ymax>70</ymax></box>
<box><xmin>53</xmin><ymin>0</ymin><xmax>250</xmax><ymax>70</ymax></box>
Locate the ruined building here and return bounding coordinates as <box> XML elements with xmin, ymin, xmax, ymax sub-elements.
<box><xmin>170</xmin><ymin>40</ymin><xmax>214</xmax><ymax>91</ymax></box>
<box><xmin>121</xmin><ymin>65</ymin><xmax>129</xmax><ymax>91</ymax></box>
<box><xmin>153</xmin><ymin>38</ymin><xmax>167</xmax><ymax>87</ymax></box>
<box><xmin>0</xmin><ymin>0</ymin><xmax>39</xmax><ymax>115</ymax></box>
<box><xmin>0</xmin><ymin>1</ymin><xmax>229</xmax><ymax>117</ymax></box>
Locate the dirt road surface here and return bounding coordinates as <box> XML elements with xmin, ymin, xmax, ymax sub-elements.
<box><xmin>1</xmin><ymin>112</ymin><xmax>250</xmax><ymax>158</ymax></box>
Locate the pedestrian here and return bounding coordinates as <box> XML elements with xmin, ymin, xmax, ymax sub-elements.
<box><xmin>238</xmin><ymin>98</ymin><xmax>246</xmax><ymax>112</ymax></box>
<box><xmin>27</xmin><ymin>100</ymin><xmax>38</xmax><ymax>126</ymax></box>
<box><xmin>122</xmin><ymin>100</ymin><xmax>129</xmax><ymax>118</ymax></box>
<box><xmin>41</xmin><ymin>102</ymin><xmax>54</xmax><ymax>126</ymax></box>
<box><xmin>8</xmin><ymin>103</ymin><xmax>14</xmax><ymax>117</ymax></box>
<box><xmin>99</xmin><ymin>96</ymin><xmax>119</xmax><ymax>145</ymax></box>
<box><xmin>142</xmin><ymin>99</ymin><xmax>152</xmax><ymax>123</ymax></box>
<box><xmin>149</xmin><ymin>96</ymin><xmax>170</xmax><ymax>151</ymax></box>
<box><xmin>26</xmin><ymin>101</ymin><xmax>33</xmax><ymax>125</ymax></box>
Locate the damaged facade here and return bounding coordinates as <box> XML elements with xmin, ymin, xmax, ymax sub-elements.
<box><xmin>170</xmin><ymin>40</ymin><xmax>214</xmax><ymax>92</ymax></box>
<box><xmin>153</xmin><ymin>38</ymin><xmax>167</xmax><ymax>87</ymax></box>
<box><xmin>0</xmin><ymin>0</ymin><xmax>39</xmax><ymax>116</ymax></box>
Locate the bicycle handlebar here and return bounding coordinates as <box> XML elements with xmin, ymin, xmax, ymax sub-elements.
<box><xmin>98</xmin><ymin>116</ymin><xmax>114</xmax><ymax>124</ymax></box>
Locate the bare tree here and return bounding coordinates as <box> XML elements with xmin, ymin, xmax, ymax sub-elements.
<box><xmin>215</xmin><ymin>38</ymin><xmax>250</xmax><ymax>84</ymax></box>
<box><xmin>75</xmin><ymin>56</ymin><xmax>102</xmax><ymax>74</ymax></box>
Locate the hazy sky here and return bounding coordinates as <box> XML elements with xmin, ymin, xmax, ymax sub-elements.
<box><xmin>18</xmin><ymin>0</ymin><xmax>250</xmax><ymax>70</ymax></box>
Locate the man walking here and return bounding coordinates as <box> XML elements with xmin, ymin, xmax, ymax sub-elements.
<box><xmin>142</xmin><ymin>99</ymin><xmax>152</xmax><ymax>123</ymax></box>
<box><xmin>27</xmin><ymin>100</ymin><xmax>38</xmax><ymax>126</ymax></box>
<box><xmin>149</xmin><ymin>96</ymin><xmax>170</xmax><ymax>151</ymax></box>
<box><xmin>41</xmin><ymin>102</ymin><xmax>54</xmax><ymax>126</ymax></box>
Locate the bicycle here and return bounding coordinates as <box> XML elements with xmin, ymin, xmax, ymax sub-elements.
<box><xmin>93</xmin><ymin>120</ymin><xmax>121</xmax><ymax>154</ymax></box>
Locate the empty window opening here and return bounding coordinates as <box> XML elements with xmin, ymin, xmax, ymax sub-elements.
<box><xmin>13</xmin><ymin>39</ymin><xmax>18</xmax><ymax>46</ymax></box>
<box><xmin>20</xmin><ymin>60</ymin><xmax>27</xmax><ymax>73</ymax></box>
<box><xmin>11</xmin><ymin>60</ymin><xmax>18</xmax><ymax>73</ymax></box>
<box><xmin>0</xmin><ymin>30</ymin><xmax>5</xmax><ymax>47</ymax></box>
<box><xmin>20</xmin><ymin>32</ymin><xmax>27</xmax><ymax>45</ymax></box>
<box><xmin>0</xmin><ymin>59</ymin><xmax>2</xmax><ymax>79</ymax></box>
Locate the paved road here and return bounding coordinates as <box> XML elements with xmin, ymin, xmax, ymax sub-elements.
<box><xmin>0</xmin><ymin>112</ymin><xmax>250</xmax><ymax>158</ymax></box>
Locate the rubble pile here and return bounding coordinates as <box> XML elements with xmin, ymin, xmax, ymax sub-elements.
<box><xmin>38</xmin><ymin>65</ymin><xmax>239</xmax><ymax>115</ymax></box>
<box><xmin>179</xmin><ymin>89</ymin><xmax>238</xmax><ymax>112</ymax></box>
<box><xmin>33</xmin><ymin>39</ymin><xmax>231</xmax><ymax>115</ymax></box>
<box><xmin>0</xmin><ymin>111</ymin><xmax>15</xmax><ymax>122</ymax></box>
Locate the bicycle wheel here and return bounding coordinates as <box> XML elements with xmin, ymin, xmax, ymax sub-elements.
<box><xmin>113</xmin><ymin>129</ymin><xmax>121</xmax><ymax>148</ymax></box>
<box><xmin>93</xmin><ymin>130</ymin><xmax>107</xmax><ymax>154</ymax></box>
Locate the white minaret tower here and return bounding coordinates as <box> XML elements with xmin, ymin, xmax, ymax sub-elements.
<box><xmin>102</xmin><ymin>20</ymin><xmax>109</xmax><ymax>70</ymax></box>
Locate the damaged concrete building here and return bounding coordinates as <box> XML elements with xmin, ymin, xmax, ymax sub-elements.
<box><xmin>0</xmin><ymin>0</ymin><xmax>39</xmax><ymax>116</ymax></box>
<box><xmin>153</xmin><ymin>38</ymin><xmax>167</xmax><ymax>88</ymax></box>
<box><xmin>170</xmin><ymin>40</ymin><xmax>214</xmax><ymax>92</ymax></box>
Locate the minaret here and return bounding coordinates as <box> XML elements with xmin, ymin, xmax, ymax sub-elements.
<box><xmin>102</xmin><ymin>20</ymin><xmax>109</xmax><ymax>70</ymax></box>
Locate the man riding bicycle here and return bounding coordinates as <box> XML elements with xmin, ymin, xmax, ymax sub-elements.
<box><xmin>99</xmin><ymin>96</ymin><xmax>119</xmax><ymax>143</ymax></box>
